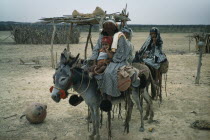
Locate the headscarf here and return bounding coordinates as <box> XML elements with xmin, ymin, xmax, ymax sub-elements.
<box><xmin>121</xmin><ymin>26</ymin><xmax>133</xmax><ymax>41</ymax></box>
<box><xmin>149</xmin><ymin>27</ymin><xmax>162</xmax><ymax>45</ymax></box>
<box><xmin>138</xmin><ymin>27</ymin><xmax>163</xmax><ymax>56</ymax></box>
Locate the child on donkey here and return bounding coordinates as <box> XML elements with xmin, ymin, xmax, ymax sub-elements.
<box><xmin>88</xmin><ymin>36</ymin><xmax>114</xmax><ymax>78</ymax></box>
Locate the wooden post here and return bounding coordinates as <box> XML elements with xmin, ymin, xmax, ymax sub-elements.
<box><xmin>56</xmin><ymin>52</ymin><xmax>57</xmax><ymax>67</ymax></box>
<box><xmin>189</xmin><ymin>35</ymin><xmax>191</xmax><ymax>52</ymax></box>
<box><xmin>84</xmin><ymin>24</ymin><xmax>92</xmax><ymax>59</ymax></box>
<box><xmin>195</xmin><ymin>41</ymin><xmax>204</xmax><ymax>84</ymax></box>
<box><xmin>89</xmin><ymin>36</ymin><xmax>94</xmax><ymax>50</ymax></box>
<box><xmin>50</xmin><ymin>22</ymin><xmax>56</xmax><ymax>69</ymax></box>
<box><xmin>67</xmin><ymin>23</ymin><xmax>73</xmax><ymax>52</ymax></box>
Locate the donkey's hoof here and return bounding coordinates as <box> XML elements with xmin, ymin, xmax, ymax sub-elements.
<box><xmin>88</xmin><ymin>134</ymin><xmax>94</xmax><ymax>140</ymax></box>
<box><xmin>139</xmin><ymin>127</ymin><xmax>145</xmax><ymax>132</ymax></box>
<box><xmin>143</xmin><ymin>116</ymin><xmax>148</xmax><ymax>120</ymax></box>
<box><xmin>94</xmin><ymin>134</ymin><xmax>100</xmax><ymax>140</ymax></box>
<box><xmin>148</xmin><ymin>119</ymin><xmax>154</xmax><ymax>124</ymax></box>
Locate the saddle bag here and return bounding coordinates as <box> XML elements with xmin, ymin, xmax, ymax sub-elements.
<box><xmin>117</xmin><ymin>73</ymin><xmax>131</xmax><ymax>91</ymax></box>
<box><xmin>160</xmin><ymin>59</ymin><xmax>169</xmax><ymax>74</ymax></box>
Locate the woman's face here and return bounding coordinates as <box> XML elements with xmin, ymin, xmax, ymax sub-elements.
<box><xmin>150</xmin><ymin>32</ymin><xmax>157</xmax><ymax>38</ymax></box>
<box><xmin>103</xmin><ymin>22</ymin><xmax>117</xmax><ymax>36</ymax></box>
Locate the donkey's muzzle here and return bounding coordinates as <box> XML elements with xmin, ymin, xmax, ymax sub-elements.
<box><xmin>50</xmin><ymin>87</ymin><xmax>61</xmax><ymax>103</ymax></box>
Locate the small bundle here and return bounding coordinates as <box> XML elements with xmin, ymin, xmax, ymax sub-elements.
<box><xmin>72</xmin><ymin>6</ymin><xmax>105</xmax><ymax>18</ymax></box>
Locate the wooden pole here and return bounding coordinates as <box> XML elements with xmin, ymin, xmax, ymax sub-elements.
<box><xmin>89</xmin><ymin>35</ymin><xmax>93</xmax><ymax>50</ymax></box>
<box><xmin>84</xmin><ymin>24</ymin><xmax>92</xmax><ymax>59</ymax></box>
<box><xmin>50</xmin><ymin>22</ymin><xmax>56</xmax><ymax>69</ymax></box>
<box><xmin>189</xmin><ymin>35</ymin><xmax>191</xmax><ymax>52</ymax></box>
<box><xmin>56</xmin><ymin>52</ymin><xmax>57</xmax><ymax>67</ymax></box>
<box><xmin>195</xmin><ymin>41</ymin><xmax>204</xmax><ymax>84</ymax></box>
<box><xmin>67</xmin><ymin>23</ymin><xmax>73</xmax><ymax>52</ymax></box>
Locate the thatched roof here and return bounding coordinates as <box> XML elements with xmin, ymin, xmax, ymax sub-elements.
<box><xmin>40</xmin><ymin>13</ymin><xmax>130</xmax><ymax>25</ymax></box>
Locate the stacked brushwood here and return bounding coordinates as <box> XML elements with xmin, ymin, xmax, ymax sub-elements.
<box><xmin>11</xmin><ymin>24</ymin><xmax>80</xmax><ymax>44</ymax></box>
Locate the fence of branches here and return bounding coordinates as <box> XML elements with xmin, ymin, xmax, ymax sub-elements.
<box><xmin>11</xmin><ymin>24</ymin><xmax>80</xmax><ymax>44</ymax></box>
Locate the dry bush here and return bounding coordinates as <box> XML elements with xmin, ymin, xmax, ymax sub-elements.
<box><xmin>11</xmin><ymin>24</ymin><xmax>80</xmax><ymax>44</ymax></box>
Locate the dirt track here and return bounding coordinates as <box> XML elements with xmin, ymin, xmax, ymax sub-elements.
<box><xmin>0</xmin><ymin>31</ymin><xmax>210</xmax><ymax>140</ymax></box>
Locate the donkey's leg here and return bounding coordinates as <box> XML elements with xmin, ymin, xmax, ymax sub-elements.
<box><xmin>88</xmin><ymin>106</ymin><xmax>97</xmax><ymax>140</ymax></box>
<box><xmin>159</xmin><ymin>73</ymin><xmax>163</xmax><ymax>103</ymax></box>
<box><xmin>131</xmin><ymin>87</ymin><xmax>144</xmax><ymax>132</ymax></box>
<box><xmin>142</xmin><ymin>88</ymin><xmax>154</xmax><ymax>123</ymax></box>
<box><xmin>89</xmin><ymin>105</ymin><xmax>100</xmax><ymax>140</ymax></box>
<box><xmin>124</xmin><ymin>93</ymin><xmax>134</xmax><ymax>133</ymax></box>
<box><xmin>93</xmin><ymin>106</ymin><xmax>100</xmax><ymax>140</ymax></box>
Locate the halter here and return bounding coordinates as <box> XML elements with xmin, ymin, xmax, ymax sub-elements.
<box><xmin>49</xmin><ymin>70</ymin><xmax>74</xmax><ymax>99</ymax></box>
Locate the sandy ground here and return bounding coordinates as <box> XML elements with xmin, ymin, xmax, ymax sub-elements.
<box><xmin>0</xmin><ymin>31</ymin><xmax>210</xmax><ymax>140</ymax></box>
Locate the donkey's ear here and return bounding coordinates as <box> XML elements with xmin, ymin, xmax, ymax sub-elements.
<box><xmin>69</xmin><ymin>53</ymin><xmax>80</xmax><ymax>67</ymax></box>
<box><xmin>60</xmin><ymin>49</ymin><xmax>70</xmax><ymax>64</ymax></box>
<box><xmin>60</xmin><ymin>53</ymin><xmax>67</xmax><ymax>64</ymax></box>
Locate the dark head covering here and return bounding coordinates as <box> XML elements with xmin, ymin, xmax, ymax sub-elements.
<box><xmin>101</xmin><ymin>19</ymin><xmax>118</xmax><ymax>36</ymax></box>
<box><xmin>121</xmin><ymin>26</ymin><xmax>133</xmax><ymax>41</ymax></box>
<box><xmin>149</xmin><ymin>27</ymin><xmax>162</xmax><ymax>46</ymax></box>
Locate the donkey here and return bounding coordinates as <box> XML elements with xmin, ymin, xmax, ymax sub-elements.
<box><xmin>133</xmin><ymin>51</ymin><xmax>162</xmax><ymax>101</ymax></box>
<box><xmin>50</xmin><ymin>51</ymin><xmax>154</xmax><ymax>140</ymax></box>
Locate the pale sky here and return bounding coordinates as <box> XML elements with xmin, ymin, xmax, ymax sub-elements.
<box><xmin>0</xmin><ymin>0</ymin><xmax>210</xmax><ymax>25</ymax></box>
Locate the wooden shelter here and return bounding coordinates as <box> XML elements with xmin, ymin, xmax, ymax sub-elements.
<box><xmin>40</xmin><ymin>7</ymin><xmax>130</xmax><ymax>68</ymax></box>
<box><xmin>190</xmin><ymin>33</ymin><xmax>210</xmax><ymax>53</ymax></box>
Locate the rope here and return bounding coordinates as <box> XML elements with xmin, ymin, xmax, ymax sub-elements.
<box><xmin>73</xmin><ymin>70</ymin><xmax>91</xmax><ymax>95</ymax></box>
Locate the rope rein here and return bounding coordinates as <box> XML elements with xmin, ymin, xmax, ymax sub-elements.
<box><xmin>73</xmin><ymin>69</ymin><xmax>91</xmax><ymax>95</ymax></box>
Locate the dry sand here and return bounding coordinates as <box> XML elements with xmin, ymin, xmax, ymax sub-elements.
<box><xmin>0</xmin><ymin>31</ymin><xmax>210</xmax><ymax>140</ymax></box>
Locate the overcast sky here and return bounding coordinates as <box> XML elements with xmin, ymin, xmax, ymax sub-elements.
<box><xmin>1</xmin><ymin>0</ymin><xmax>210</xmax><ymax>25</ymax></box>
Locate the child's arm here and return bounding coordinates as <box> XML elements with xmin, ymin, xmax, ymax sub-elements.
<box><xmin>105</xmin><ymin>48</ymin><xmax>114</xmax><ymax>59</ymax></box>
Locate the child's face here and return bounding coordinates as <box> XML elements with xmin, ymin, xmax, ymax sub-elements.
<box><xmin>102</xmin><ymin>43</ymin><xmax>110</xmax><ymax>49</ymax></box>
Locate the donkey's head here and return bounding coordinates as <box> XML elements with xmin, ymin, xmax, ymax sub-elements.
<box><xmin>50</xmin><ymin>50</ymin><xmax>80</xmax><ymax>103</ymax></box>
<box><xmin>132</xmin><ymin>51</ymin><xmax>144</xmax><ymax>63</ymax></box>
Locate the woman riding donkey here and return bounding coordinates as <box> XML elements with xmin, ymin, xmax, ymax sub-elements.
<box><xmin>87</xmin><ymin>19</ymin><xmax>137</xmax><ymax>111</ymax></box>
<box><xmin>134</xmin><ymin>27</ymin><xmax>169</xmax><ymax>101</ymax></box>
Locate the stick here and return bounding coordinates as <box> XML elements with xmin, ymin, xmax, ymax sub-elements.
<box><xmin>6</xmin><ymin>130</ymin><xmax>17</xmax><ymax>132</ymax></box>
<box><xmin>3</xmin><ymin>114</ymin><xmax>17</xmax><ymax>119</ymax></box>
